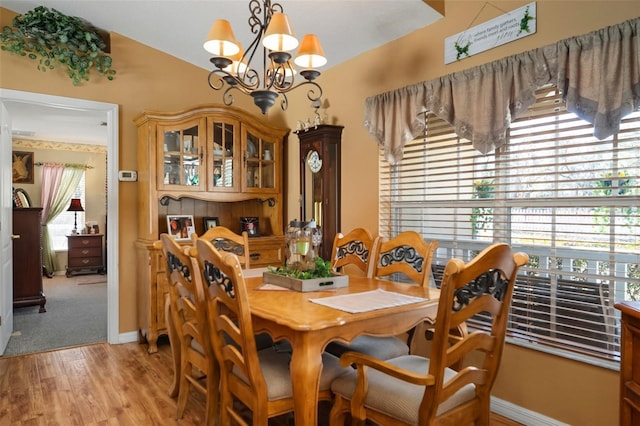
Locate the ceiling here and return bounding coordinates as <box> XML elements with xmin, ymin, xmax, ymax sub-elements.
<box><xmin>2</xmin><ymin>0</ymin><xmax>443</xmax><ymax>144</ymax></box>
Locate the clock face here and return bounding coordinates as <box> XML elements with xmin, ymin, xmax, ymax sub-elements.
<box><xmin>307</xmin><ymin>150</ymin><xmax>322</xmax><ymax>173</ymax></box>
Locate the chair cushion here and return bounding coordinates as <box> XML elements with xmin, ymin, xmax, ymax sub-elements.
<box><xmin>331</xmin><ymin>355</ymin><xmax>476</xmax><ymax>425</ymax></box>
<box><xmin>325</xmin><ymin>335</ymin><xmax>409</xmax><ymax>360</ymax></box>
<box><xmin>233</xmin><ymin>349</ymin><xmax>349</xmax><ymax>401</ymax></box>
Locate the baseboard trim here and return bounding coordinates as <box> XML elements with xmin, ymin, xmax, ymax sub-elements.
<box><xmin>492</xmin><ymin>397</ymin><xmax>569</xmax><ymax>426</ymax></box>
<box><xmin>118</xmin><ymin>331</ymin><xmax>139</xmax><ymax>344</ymax></box>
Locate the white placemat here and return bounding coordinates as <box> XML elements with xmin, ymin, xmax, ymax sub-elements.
<box><xmin>242</xmin><ymin>267</ymin><xmax>269</xmax><ymax>278</ymax></box>
<box><xmin>309</xmin><ymin>289</ymin><xmax>428</xmax><ymax>314</ymax></box>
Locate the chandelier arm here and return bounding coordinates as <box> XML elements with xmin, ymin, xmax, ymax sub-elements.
<box><xmin>222</xmin><ymin>86</ymin><xmax>237</xmax><ymax>106</ymax></box>
<box><xmin>279</xmin><ymin>92</ymin><xmax>289</xmax><ymax>111</ymax></box>
<box><xmin>277</xmin><ymin>79</ymin><xmax>323</xmax><ymax>103</ymax></box>
<box><xmin>267</xmin><ymin>61</ymin><xmax>295</xmax><ymax>91</ymax></box>
<box><xmin>208</xmin><ymin>70</ymin><xmax>228</xmax><ymax>91</ymax></box>
<box><xmin>209</xmin><ymin>69</ymin><xmax>260</xmax><ymax>94</ymax></box>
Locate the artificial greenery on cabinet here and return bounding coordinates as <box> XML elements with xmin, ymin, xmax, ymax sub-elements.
<box><xmin>0</xmin><ymin>6</ymin><xmax>116</xmax><ymax>85</ymax></box>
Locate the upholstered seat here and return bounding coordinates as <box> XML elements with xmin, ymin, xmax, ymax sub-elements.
<box><xmin>330</xmin><ymin>243</ymin><xmax>528</xmax><ymax>426</ymax></box>
<box><xmin>326</xmin><ymin>231</ymin><xmax>438</xmax><ymax>360</ymax></box>
<box><xmin>194</xmin><ymin>238</ymin><xmax>349</xmax><ymax>424</ymax></box>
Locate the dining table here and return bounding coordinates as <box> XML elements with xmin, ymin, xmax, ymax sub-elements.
<box><xmin>242</xmin><ymin>270</ymin><xmax>440</xmax><ymax>426</ymax></box>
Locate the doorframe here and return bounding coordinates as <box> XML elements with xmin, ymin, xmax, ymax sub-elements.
<box><xmin>0</xmin><ymin>89</ymin><xmax>119</xmax><ymax>344</ymax></box>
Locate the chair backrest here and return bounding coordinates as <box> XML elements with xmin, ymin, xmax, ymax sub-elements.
<box><xmin>194</xmin><ymin>238</ymin><xmax>268</xmax><ymax>410</ymax></box>
<box><xmin>159</xmin><ymin>233</ymin><xmax>208</xmax><ymax>354</ymax></box>
<box><xmin>330</xmin><ymin>227</ymin><xmax>380</xmax><ymax>277</ymax></box>
<box><xmin>193</xmin><ymin>225</ymin><xmax>251</xmax><ymax>269</ymax></box>
<box><xmin>422</xmin><ymin>243</ymin><xmax>528</xmax><ymax>424</ymax></box>
<box><xmin>372</xmin><ymin>231</ymin><xmax>438</xmax><ymax>290</ymax></box>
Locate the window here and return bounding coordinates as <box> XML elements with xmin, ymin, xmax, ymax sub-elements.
<box><xmin>49</xmin><ymin>173</ymin><xmax>85</xmax><ymax>250</ymax></box>
<box><xmin>379</xmin><ymin>85</ymin><xmax>640</xmax><ymax>362</ymax></box>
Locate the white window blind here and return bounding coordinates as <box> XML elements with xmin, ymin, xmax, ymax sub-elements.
<box><xmin>379</xmin><ymin>85</ymin><xmax>640</xmax><ymax>361</ymax></box>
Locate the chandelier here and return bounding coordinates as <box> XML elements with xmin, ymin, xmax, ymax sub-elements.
<box><xmin>204</xmin><ymin>0</ymin><xmax>327</xmax><ymax>114</ymax></box>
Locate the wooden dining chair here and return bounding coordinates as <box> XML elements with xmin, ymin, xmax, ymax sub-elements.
<box><xmin>159</xmin><ymin>233</ymin><xmax>218</xmax><ymax>424</ymax></box>
<box><xmin>194</xmin><ymin>237</ymin><xmax>349</xmax><ymax>425</ymax></box>
<box><xmin>330</xmin><ymin>227</ymin><xmax>380</xmax><ymax>278</ymax></box>
<box><xmin>329</xmin><ymin>243</ymin><xmax>529</xmax><ymax>426</ymax></box>
<box><xmin>372</xmin><ymin>231</ymin><xmax>439</xmax><ymax>294</ymax></box>
<box><xmin>193</xmin><ymin>225</ymin><xmax>251</xmax><ymax>269</ymax></box>
<box><xmin>326</xmin><ymin>231</ymin><xmax>438</xmax><ymax>360</ymax></box>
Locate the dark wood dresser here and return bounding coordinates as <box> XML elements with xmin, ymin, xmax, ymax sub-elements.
<box><xmin>615</xmin><ymin>301</ymin><xmax>640</xmax><ymax>425</ymax></box>
<box><xmin>13</xmin><ymin>207</ymin><xmax>46</xmax><ymax>312</ymax></box>
<box><xmin>66</xmin><ymin>233</ymin><xmax>105</xmax><ymax>277</ymax></box>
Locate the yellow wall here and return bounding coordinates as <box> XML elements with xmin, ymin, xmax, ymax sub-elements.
<box><xmin>2</xmin><ymin>1</ymin><xmax>637</xmax><ymax>424</ymax></box>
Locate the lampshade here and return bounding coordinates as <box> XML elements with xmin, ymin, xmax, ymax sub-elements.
<box><xmin>223</xmin><ymin>43</ymin><xmax>248</xmax><ymax>76</ymax></box>
<box><xmin>67</xmin><ymin>198</ymin><xmax>84</xmax><ymax>212</ymax></box>
<box><xmin>294</xmin><ymin>34</ymin><xmax>327</xmax><ymax>69</ymax></box>
<box><xmin>262</xmin><ymin>13</ymin><xmax>298</xmax><ymax>52</ymax></box>
<box><xmin>203</xmin><ymin>19</ymin><xmax>240</xmax><ymax>56</ymax></box>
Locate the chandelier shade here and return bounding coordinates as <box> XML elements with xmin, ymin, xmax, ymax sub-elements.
<box><xmin>203</xmin><ymin>19</ymin><xmax>240</xmax><ymax>57</ymax></box>
<box><xmin>294</xmin><ymin>34</ymin><xmax>327</xmax><ymax>69</ymax></box>
<box><xmin>262</xmin><ymin>13</ymin><xmax>298</xmax><ymax>52</ymax></box>
<box><xmin>205</xmin><ymin>0</ymin><xmax>327</xmax><ymax>114</ymax></box>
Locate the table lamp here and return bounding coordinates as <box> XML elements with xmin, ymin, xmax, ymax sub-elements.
<box><xmin>67</xmin><ymin>198</ymin><xmax>84</xmax><ymax>234</ymax></box>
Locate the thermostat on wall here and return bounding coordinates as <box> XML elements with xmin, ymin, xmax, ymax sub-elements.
<box><xmin>118</xmin><ymin>170</ymin><xmax>138</xmax><ymax>181</ymax></box>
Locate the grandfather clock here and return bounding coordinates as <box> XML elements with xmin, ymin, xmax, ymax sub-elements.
<box><xmin>296</xmin><ymin>124</ymin><xmax>343</xmax><ymax>260</ymax></box>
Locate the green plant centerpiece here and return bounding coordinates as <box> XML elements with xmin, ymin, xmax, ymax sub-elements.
<box><xmin>0</xmin><ymin>6</ymin><xmax>116</xmax><ymax>85</ymax></box>
<box><xmin>264</xmin><ymin>257</ymin><xmax>348</xmax><ymax>292</ymax></box>
<box><xmin>268</xmin><ymin>257</ymin><xmax>334</xmax><ymax>280</ymax></box>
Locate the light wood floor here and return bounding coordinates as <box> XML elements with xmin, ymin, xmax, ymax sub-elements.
<box><xmin>0</xmin><ymin>340</ymin><xmax>523</xmax><ymax>425</ymax></box>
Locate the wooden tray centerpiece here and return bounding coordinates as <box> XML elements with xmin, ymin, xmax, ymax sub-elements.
<box><xmin>263</xmin><ymin>257</ymin><xmax>348</xmax><ymax>292</ymax></box>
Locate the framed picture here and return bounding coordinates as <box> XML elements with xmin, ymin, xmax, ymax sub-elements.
<box><xmin>166</xmin><ymin>214</ymin><xmax>195</xmax><ymax>241</ymax></box>
<box><xmin>12</xmin><ymin>151</ymin><xmax>34</xmax><ymax>184</ymax></box>
<box><xmin>240</xmin><ymin>216</ymin><xmax>259</xmax><ymax>237</ymax></box>
<box><xmin>203</xmin><ymin>216</ymin><xmax>219</xmax><ymax>230</ymax></box>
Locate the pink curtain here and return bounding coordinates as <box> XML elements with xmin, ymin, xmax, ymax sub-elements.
<box><xmin>40</xmin><ymin>163</ymin><xmax>64</xmax><ymax>223</ymax></box>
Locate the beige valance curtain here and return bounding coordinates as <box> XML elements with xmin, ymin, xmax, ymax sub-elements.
<box><xmin>365</xmin><ymin>17</ymin><xmax>640</xmax><ymax>165</ymax></box>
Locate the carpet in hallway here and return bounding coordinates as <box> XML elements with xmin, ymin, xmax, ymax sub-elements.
<box><xmin>2</xmin><ymin>274</ymin><xmax>107</xmax><ymax>356</ymax></box>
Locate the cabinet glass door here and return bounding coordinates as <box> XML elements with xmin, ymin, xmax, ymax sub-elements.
<box><xmin>210</xmin><ymin>120</ymin><xmax>236</xmax><ymax>189</ymax></box>
<box><xmin>245</xmin><ymin>131</ymin><xmax>276</xmax><ymax>191</ymax></box>
<box><xmin>159</xmin><ymin>122</ymin><xmax>203</xmax><ymax>191</ymax></box>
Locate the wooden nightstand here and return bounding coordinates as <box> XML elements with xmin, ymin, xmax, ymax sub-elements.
<box><xmin>66</xmin><ymin>234</ymin><xmax>105</xmax><ymax>277</ymax></box>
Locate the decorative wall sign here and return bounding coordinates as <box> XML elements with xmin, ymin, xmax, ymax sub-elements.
<box><xmin>444</xmin><ymin>2</ymin><xmax>536</xmax><ymax>64</ymax></box>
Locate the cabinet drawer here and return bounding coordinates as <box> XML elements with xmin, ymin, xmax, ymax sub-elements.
<box><xmin>249</xmin><ymin>247</ymin><xmax>282</xmax><ymax>267</ymax></box>
<box><xmin>69</xmin><ymin>235</ymin><xmax>102</xmax><ymax>249</ymax></box>
<box><xmin>248</xmin><ymin>236</ymin><xmax>285</xmax><ymax>267</ymax></box>
<box><xmin>68</xmin><ymin>256</ymin><xmax>103</xmax><ymax>268</ymax></box>
<box><xmin>69</xmin><ymin>247</ymin><xmax>102</xmax><ymax>258</ymax></box>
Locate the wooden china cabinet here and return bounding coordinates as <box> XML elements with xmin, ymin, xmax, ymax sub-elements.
<box><xmin>135</xmin><ymin>104</ymin><xmax>289</xmax><ymax>352</ymax></box>
<box><xmin>616</xmin><ymin>301</ymin><xmax>640</xmax><ymax>425</ymax></box>
<box><xmin>296</xmin><ymin>124</ymin><xmax>343</xmax><ymax>260</ymax></box>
